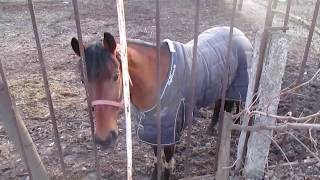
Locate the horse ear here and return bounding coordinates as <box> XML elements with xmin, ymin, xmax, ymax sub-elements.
<box><xmin>103</xmin><ymin>32</ymin><xmax>117</xmax><ymax>54</ymax></box>
<box><xmin>71</xmin><ymin>37</ymin><xmax>81</xmax><ymax>56</ymax></box>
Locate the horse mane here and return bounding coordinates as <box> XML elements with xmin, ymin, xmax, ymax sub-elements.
<box><xmin>80</xmin><ymin>42</ymin><xmax>115</xmax><ymax>82</ymax></box>
<box><xmin>80</xmin><ymin>38</ymin><xmax>156</xmax><ymax>82</ymax></box>
<box><xmin>127</xmin><ymin>38</ymin><xmax>155</xmax><ymax>48</ymax></box>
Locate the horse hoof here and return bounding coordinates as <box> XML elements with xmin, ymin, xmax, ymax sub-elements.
<box><xmin>206</xmin><ymin>124</ymin><xmax>218</xmax><ymax>136</ymax></box>
<box><xmin>150</xmin><ymin>164</ymin><xmax>173</xmax><ymax>180</ymax></box>
<box><xmin>167</xmin><ymin>158</ymin><xmax>176</xmax><ymax>175</ymax></box>
<box><xmin>150</xmin><ymin>170</ymin><xmax>170</xmax><ymax>180</ymax></box>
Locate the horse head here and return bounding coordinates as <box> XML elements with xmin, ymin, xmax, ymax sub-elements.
<box><xmin>71</xmin><ymin>32</ymin><xmax>122</xmax><ymax>149</ymax></box>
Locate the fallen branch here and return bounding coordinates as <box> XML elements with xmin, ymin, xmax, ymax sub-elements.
<box><xmin>272</xmin><ymin>9</ymin><xmax>320</xmax><ymax>36</ymax></box>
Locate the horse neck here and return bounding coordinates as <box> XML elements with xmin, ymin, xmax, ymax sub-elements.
<box><xmin>126</xmin><ymin>42</ymin><xmax>170</xmax><ymax>110</ymax></box>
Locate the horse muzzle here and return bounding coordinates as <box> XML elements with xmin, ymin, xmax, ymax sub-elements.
<box><xmin>94</xmin><ymin>130</ymin><xmax>118</xmax><ymax>149</ymax></box>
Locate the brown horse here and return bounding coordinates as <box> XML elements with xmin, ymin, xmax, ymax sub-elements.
<box><xmin>71</xmin><ymin>27</ymin><xmax>252</xmax><ymax>179</ymax></box>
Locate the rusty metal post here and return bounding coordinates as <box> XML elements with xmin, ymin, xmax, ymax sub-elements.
<box><xmin>283</xmin><ymin>0</ymin><xmax>293</xmax><ymax>31</ymax></box>
<box><xmin>291</xmin><ymin>0</ymin><xmax>320</xmax><ymax>112</ymax></box>
<box><xmin>253</xmin><ymin>0</ymin><xmax>274</xmax><ymax>104</ymax></box>
<box><xmin>271</xmin><ymin>0</ymin><xmax>279</xmax><ymax>22</ymax></box>
<box><xmin>154</xmin><ymin>0</ymin><xmax>162</xmax><ymax>179</ymax></box>
<box><xmin>71</xmin><ymin>0</ymin><xmax>102</xmax><ymax>179</ymax></box>
<box><xmin>238</xmin><ymin>0</ymin><xmax>244</xmax><ymax>10</ymax></box>
<box><xmin>214</xmin><ymin>0</ymin><xmax>237</xmax><ymax>173</ymax></box>
<box><xmin>296</xmin><ymin>0</ymin><xmax>320</xmax><ymax>84</ymax></box>
<box><xmin>185</xmin><ymin>0</ymin><xmax>200</xmax><ymax>177</ymax></box>
<box><xmin>27</xmin><ymin>0</ymin><xmax>66</xmax><ymax>179</ymax></box>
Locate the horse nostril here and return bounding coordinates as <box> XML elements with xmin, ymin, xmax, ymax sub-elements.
<box><xmin>94</xmin><ymin>135</ymin><xmax>103</xmax><ymax>145</ymax></box>
<box><xmin>110</xmin><ymin>130</ymin><xmax>118</xmax><ymax>141</ymax></box>
<box><xmin>94</xmin><ymin>131</ymin><xmax>118</xmax><ymax>150</ymax></box>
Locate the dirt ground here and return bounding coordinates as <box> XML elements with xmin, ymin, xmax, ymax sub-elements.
<box><xmin>0</xmin><ymin>0</ymin><xmax>320</xmax><ymax>179</ymax></box>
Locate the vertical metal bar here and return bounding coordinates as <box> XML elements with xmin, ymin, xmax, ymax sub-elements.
<box><xmin>283</xmin><ymin>0</ymin><xmax>293</xmax><ymax>31</ymax></box>
<box><xmin>291</xmin><ymin>0</ymin><xmax>320</xmax><ymax>111</ymax></box>
<box><xmin>296</xmin><ymin>0</ymin><xmax>320</xmax><ymax>84</ymax></box>
<box><xmin>26</xmin><ymin>0</ymin><xmax>66</xmax><ymax>179</ymax></box>
<box><xmin>71</xmin><ymin>0</ymin><xmax>102</xmax><ymax>179</ymax></box>
<box><xmin>0</xmin><ymin>60</ymin><xmax>33</xmax><ymax>180</ymax></box>
<box><xmin>155</xmin><ymin>0</ymin><xmax>162</xmax><ymax>179</ymax></box>
<box><xmin>238</xmin><ymin>0</ymin><xmax>244</xmax><ymax>10</ymax></box>
<box><xmin>253</xmin><ymin>0</ymin><xmax>274</xmax><ymax>99</ymax></box>
<box><xmin>115</xmin><ymin>1</ymin><xmax>133</xmax><ymax>179</ymax></box>
<box><xmin>185</xmin><ymin>0</ymin><xmax>200</xmax><ymax>177</ymax></box>
<box><xmin>214</xmin><ymin>0</ymin><xmax>237</xmax><ymax>172</ymax></box>
<box><xmin>271</xmin><ymin>0</ymin><xmax>278</xmax><ymax>22</ymax></box>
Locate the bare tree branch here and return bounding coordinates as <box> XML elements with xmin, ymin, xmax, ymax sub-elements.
<box><xmin>287</xmin><ymin>132</ymin><xmax>320</xmax><ymax>163</ymax></box>
<box><xmin>268</xmin><ymin>158</ymin><xmax>319</xmax><ymax>168</ymax></box>
<box><xmin>232</xmin><ymin>122</ymin><xmax>320</xmax><ymax>131</ymax></box>
<box><xmin>264</xmin><ymin>133</ymin><xmax>293</xmax><ymax>170</ymax></box>
<box><xmin>233</xmin><ymin>68</ymin><xmax>320</xmax><ymax>122</ymax></box>
<box><xmin>249</xmin><ymin>110</ymin><xmax>320</xmax><ymax>122</ymax></box>
<box><xmin>264</xmin><ymin>68</ymin><xmax>320</xmax><ymax>110</ymax></box>
<box><xmin>279</xmin><ymin>68</ymin><xmax>320</xmax><ymax>97</ymax></box>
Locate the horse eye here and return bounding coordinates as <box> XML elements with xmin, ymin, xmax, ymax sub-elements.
<box><xmin>113</xmin><ymin>74</ymin><xmax>119</xmax><ymax>81</ymax></box>
<box><xmin>81</xmin><ymin>79</ymin><xmax>84</xmax><ymax>84</ymax></box>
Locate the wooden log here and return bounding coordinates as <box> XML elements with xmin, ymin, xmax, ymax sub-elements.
<box><xmin>215</xmin><ymin>113</ymin><xmax>233</xmax><ymax>180</ymax></box>
<box><xmin>244</xmin><ymin>32</ymin><xmax>288</xmax><ymax>179</ymax></box>
<box><xmin>0</xmin><ymin>75</ymin><xmax>48</xmax><ymax>179</ymax></box>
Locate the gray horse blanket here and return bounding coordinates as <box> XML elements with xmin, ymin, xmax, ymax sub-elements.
<box><xmin>135</xmin><ymin>27</ymin><xmax>253</xmax><ymax>145</ymax></box>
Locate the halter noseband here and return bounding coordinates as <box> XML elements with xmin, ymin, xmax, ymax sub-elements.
<box><xmin>90</xmin><ymin>49</ymin><xmax>133</xmax><ymax>109</ymax></box>
<box><xmin>92</xmin><ymin>99</ymin><xmax>124</xmax><ymax>108</ymax></box>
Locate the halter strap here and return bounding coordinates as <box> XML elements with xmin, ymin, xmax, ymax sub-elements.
<box><xmin>92</xmin><ymin>100</ymin><xmax>124</xmax><ymax>108</ymax></box>
<box><xmin>91</xmin><ymin>49</ymin><xmax>131</xmax><ymax>109</ymax></box>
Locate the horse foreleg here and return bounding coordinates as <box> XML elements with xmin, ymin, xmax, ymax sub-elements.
<box><xmin>151</xmin><ymin>145</ymin><xmax>175</xmax><ymax>180</ymax></box>
<box><xmin>207</xmin><ymin>99</ymin><xmax>221</xmax><ymax>135</ymax></box>
<box><xmin>164</xmin><ymin>145</ymin><xmax>176</xmax><ymax>177</ymax></box>
<box><xmin>208</xmin><ymin>99</ymin><xmax>235</xmax><ymax>135</ymax></box>
<box><xmin>234</xmin><ymin>101</ymin><xmax>241</xmax><ymax>124</ymax></box>
<box><xmin>209</xmin><ymin>99</ymin><xmax>222</xmax><ymax>127</ymax></box>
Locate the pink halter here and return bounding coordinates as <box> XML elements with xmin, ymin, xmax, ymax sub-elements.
<box><xmin>91</xmin><ymin>70</ymin><xmax>133</xmax><ymax>109</ymax></box>
<box><xmin>91</xmin><ymin>99</ymin><xmax>124</xmax><ymax>108</ymax></box>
